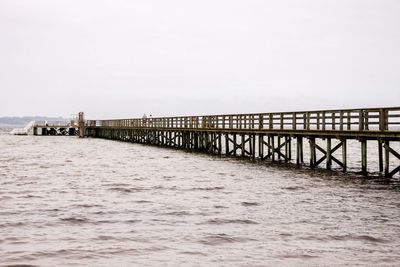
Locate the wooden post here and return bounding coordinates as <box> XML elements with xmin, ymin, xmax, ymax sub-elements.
<box><xmin>241</xmin><ymin>134</ymin><xmax>245</xmax><ymax>157</ymax></box>
<box><xmin>300</xmin><ymin>137</ymin><xmax>304</xmax><ymax>163</ymax></box>
<box><xmin>309</xmin><ymin>137</ymin><xmax>316</xmax><ymax>168</ymax></box>
<box><xmin>252</xmin><ymin>134</ymin><xmax>256</xmax><ymax>159</ymax></box>
<box><xmin>259</xmin><ymin>134</ymin><xmax>264</xmax><ymax>159</ymax></box>
<box><xmin>339</xmin><ymin>111</ymin><xmax>344</xmax><ymax>131</ymax></box>
<box><xmin>296</xmin><ymin>136</ymin><xmax>301</xmax><ymax>165</ymax></box>
<box><xmin>292</xmin><ymin>113</ymin><xmax>296</xmax><ymax>130</ymax></box>
<box><xmin>233</xmin><ymin>134</ymin><xmax>237</xmax><ymax>156</ymax></box>
<box><xmin>384</xmin><ymin>140</ymin><xmax>390</xmax><ymax>177</ymax></box>
<box><xmin>271</xmin><ymin>135</ymin><xmax>275</xmax><ymax>162</ymax></box>
<box><xmin>284</xmin><ymin>136</ymin><xmax>289</xmax><ymax>163</ymax></box>
<box><xmin>296</xmin><ymin>136</ymin><xmax>304</xmax><ymax>165</ymax></box>
<box><xmin>277</xmin><ymin>136</ymin><xmax>281</xmax><ymax>160</ymax></box>
<box><xmin>342</xmin><ymin>139</ymin><xmax>347</xmax><ymax>172</ymax></box>
<box><xmin>205</xmin><ymin>133</ymin><xmax>210</xmax><ymax>151</ymax></box>
<box><xmin>218</xmin><ymin>133</ymin><xmax>222</xmax><ymax>155</ymax></box>
<box><xmin>326</xmin><ymin>138</ymin><xmax>332</xmax><ymax>170</ymax></box>
<box><xmin>361</xmin><ymin>139</ymin><xmax>367</xmax><ymax>174</ymax></box>
<box><xmin>259</xmin><ymin>115</ymin><xmax>264</xmax><ymax>129</ymax></box>
<box><xmin>378</xmin><ymin>140</ymin><xmax>383</xmax><ymax>173</ymax></box>
<box><xmin>194</xmin><ymin>133</ymin><xmax>199</xmax><ymax>150</ymax></box>
<box><xmin>379</xmin><ymin>109</ymin><xmax>388</xmax><ymax>131</ymax></box>
<box><xmin>78</xmin><ymin>112</ymin><xmax>85</xmax><ymax>138</ymax></box>
<box><xmin>347</xmin><ymin>111</ymin><xmax>351</xmax><ymax>130</ymax></box>
<box><xmin>359</xmin><ymin>110</ymin><xmax>364</xmax><ymax>131</ymax></box>
<box><xmin>269</xmin><ymin>114</ymin><xmax>273</xmax><ymax>129</ymax></box>
<box><xmin>225</xmin><ymin>134</ymin><xmax>229</xmax><ymax>155</ymax></box>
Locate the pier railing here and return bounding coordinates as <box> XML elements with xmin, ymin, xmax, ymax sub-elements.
<box><xmin>87</xmin><ymin>107</ymin><xmax>400</xmax><ymax>132</ymax></box>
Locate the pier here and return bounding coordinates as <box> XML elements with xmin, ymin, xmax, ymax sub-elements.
<box><xmin>82</xmin><ymin>107</ymin><xmax>399</xmax><ymax>178</ymax></box>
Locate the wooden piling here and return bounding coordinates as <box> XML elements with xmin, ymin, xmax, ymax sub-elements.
<box><xmin>326</xmin><ymin>138</ymin><xmax>332</xmax><ymax>170</ymax></box>
<box><xmin>361</xmin><ymin>139</ymin><xmax>367</xmax><ymax>174</ymax></box>
<box><xmin>378</xmin><ymin>140</ymin><xmax>383</xmax><ymax>173</ymax></box>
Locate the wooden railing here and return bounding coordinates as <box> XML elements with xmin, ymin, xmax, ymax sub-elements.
<box><xmin>86</xmin><ymin>107</ymin><xmax>400</xmax><ymax>132</ymax></box>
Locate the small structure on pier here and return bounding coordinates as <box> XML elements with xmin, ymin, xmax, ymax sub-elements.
<box><xmin>32</xmin><ymin>118</ymin><xmax>79</xmax><ymax>136</ymax></box>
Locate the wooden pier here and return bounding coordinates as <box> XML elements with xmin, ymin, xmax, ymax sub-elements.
<box><xmin>82</xmin><ymin>107</ymin><xmax>400</xmax><ymax>178</ymax></box>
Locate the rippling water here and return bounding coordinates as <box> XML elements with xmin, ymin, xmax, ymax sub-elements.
<box><xmin>1</xmin><ymin>134</ymin><xmax>400</xmax><ymax>266</ymax></box>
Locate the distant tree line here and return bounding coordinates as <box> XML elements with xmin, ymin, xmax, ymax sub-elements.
<box><xmin>0</xmin><ymin>116</ymin><xmax>67</xmax><ymax>126</ymax></box>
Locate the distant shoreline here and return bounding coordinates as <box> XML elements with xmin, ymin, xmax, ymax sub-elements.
<box><xmin>0</xmin><ymin>116</ymin><xmax>68</xmax><ymax>127</ymax></box>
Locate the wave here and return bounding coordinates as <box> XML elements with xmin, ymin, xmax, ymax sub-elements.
<box><xmin>203</xmin><ymin>218</ymin><xmax>258</xmax><ymax>225</ymax></box>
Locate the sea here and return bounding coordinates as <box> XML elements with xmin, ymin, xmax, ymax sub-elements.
<box><xmin>1</xmin><ymin>130</ymin><xmax>400</xmax><ymax>267</ymax></box>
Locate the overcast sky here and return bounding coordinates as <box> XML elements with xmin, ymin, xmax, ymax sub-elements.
<box><xmin>0</xmin><ymin>0</ymin><xmax>399</xmax><ymax>119</ymax></box>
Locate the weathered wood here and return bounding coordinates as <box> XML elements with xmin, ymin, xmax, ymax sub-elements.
<box><xmin>361</xmin><ymin>139</ymin><xmax>367</xmax><ymax>174</ymax></box>
<box><xmin>271</xmin><ymin>136</ymin><xmax>275</xmax><ymax>162</ymax></box>
<box><xmin>309</xmin><ymin>137</ymin><xmax>316</xmax><ymax>168</ymax></box>
<box><xmin>384</xmin><ymin>140</ymin><xmax>390</xmax><ymax>177</ymax></box>
<box><xmin>233</xmin><ymin>134</ymin><xmax>237</xmax><ymax>156</ymax></box>
<box><xmin>378</xmin><ymin>140</ymin><xmax>383</xmax><ymax>173</ymax></box>
<box><xmin>251</xmin><ymin>134</ymin><xmax>256</xmax><ymax>159</ymax></box>
<box><xmin>259</xmin><ymin>134</ymin><xmax>264</xmax><ymax>159</ymax></box>
<box><xmin>326</xmin><ymin>138</ymin><xmax>332</xmax><ymax>170</ymax></box>
<box><xmin>342</xmin><ymin>139</ymin><xmax>347</xmax><ymax>172</ymax></box>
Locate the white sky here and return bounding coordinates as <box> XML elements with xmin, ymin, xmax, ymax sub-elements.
<box><xmin>0</xmin><ymin>0</ymin><xmax>399</xmax><ymax>119</ymax></box>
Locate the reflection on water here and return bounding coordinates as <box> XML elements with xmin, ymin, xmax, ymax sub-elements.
<box><xmin>0</xmin><ymin>135</ymin><xmax>400</xmax><ymax>266</ymax></box>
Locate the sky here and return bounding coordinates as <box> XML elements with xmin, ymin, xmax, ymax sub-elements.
<box><xmin>0</xmin><ymin>0</ymin><xmax>399</xmax><ymax>119</ymax></box>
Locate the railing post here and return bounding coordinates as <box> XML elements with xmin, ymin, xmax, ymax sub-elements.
<box><xmin>269</xmin><ymin>114</ymin><xmax>273</xmax><ymax>129</ymax></box>
<box><xmin>78</xmin><ymin>112</ymin><xmax>85</xmax><ymax>138</ymax></box>
<box><xmin>292</xmin><ymin>113</ymin><xmax>296</xmax><ymax>130</ymax></box>
<box><xmin>359</xmin><ymin>110</ymin><xmax>364</xmax><ymax>131</ymax></box>
<box><xmin>339</xmin><ymin>111</ymin><xmax>344</xmax><ymax>131</ymax></box>
<box><xmin>259</xmin><ymin>114</ymin><xmax>264</xmax><ymax>129</ymax></box>
<box><xmin>379</xmin><ymin>109</ymin><xmax>388</xmax><ymax>131</ymax></box>
<box><xmin>347</xmin><ymin>111</ymin><xmax>351</xmax><ymax>130</ymax></box>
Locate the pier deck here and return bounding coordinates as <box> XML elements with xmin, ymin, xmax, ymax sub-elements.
<box><xmin>83</xmin><ymin>107</ymin><xmax>400</xmax><ymax>178</ymax></box>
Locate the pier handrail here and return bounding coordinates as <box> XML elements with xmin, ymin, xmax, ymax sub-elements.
<box><xmin>86</xmin><ymin>107</ymin><xmax>400</xmax><ymax>132</ymax></box>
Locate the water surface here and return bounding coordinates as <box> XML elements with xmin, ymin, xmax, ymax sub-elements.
<box><xmin>1</xmin><ymin>135</ymin><xmax>400</xmax><ymax>266</ymax></box>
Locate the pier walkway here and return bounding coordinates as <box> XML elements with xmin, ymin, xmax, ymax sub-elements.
<box><xmin>83</xmin><ymin>107</ymin><xmax>400</xmax><ymax>178</ymax></box>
